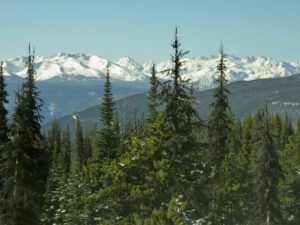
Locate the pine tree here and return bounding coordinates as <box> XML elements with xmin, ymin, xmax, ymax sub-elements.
<box><xmin>64</xmin><ymin>119</ymin><xmax>86</xmax><ymax>225</ymax></box>
<box><xmin>99</xmin><ymin>68</ymin><xmax>120</xmax><ymax>162</ymax></box>
<box><xmin>62</xmin><ymin>125</ymin><xmax>71</xmax><ymax>174</ymax></box>
<box><xmin>1</xmin><ymin>46</ymin><xmax>47</xmax><ymax>225</ymax></box>
<box><xmin>42</xmin><ymin>120</ymin><xmax>64</xmax><ymax>225</ymax></box>
<box><xmin>147</xmin><ymin>64</ymin><xmax>159</xmax><ymax>123</ymax></box>
<box><xmin>271</xmin><ymin>113</ymin><xmax>283</xmax><ymax>152</ymax></box>
<box><xmin>207</xmin><ymin>41</ymin><xmax>232</xmax><ymax>169</ymax></box>
<box><xmin>240</xmin><ymin>114</ymin><xmax>256</xmax><ymax>223</ymax></box>
<box><xmin>0</xmin><ymin>61</ymin><xmax>9</xmax><ymax>144</ymax></box>
<box><xmin>253</xmin><ymin>105</ymin><xmax>283</xmax><ymax>225</ymax></box>
<box><xmin>159</xmin><ymin>27</ymin><xmax>203</xmax><ymax>222</ymax></box>
<box><xmin>207</xmin><ymin>42</ymin><xmax>233</xmax><ymax>224</ymax></box>
<box><xmin>0</xmin><ymin>60</ymin><xmax>9</xmax><ymax>217</ymax></box>
<box><xmin>75</xmin><ymin>117</ymin><xmax>85</xmax><ymax>167</ymax></box>
<box><xmin>280</xmin><ymin>119</ymin><xmax>300</xmax><ymax>224</ymax></box>
<box><xmin>64</xmin><ymin>161</ymin><xmax>85</xmax><ymax>225</ymax></box>
<box><xmin>281</xmin><ymin>112</ymin><xmax>293</xmax><ymax>150</ymax></box>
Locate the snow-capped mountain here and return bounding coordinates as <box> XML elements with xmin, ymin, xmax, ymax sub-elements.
<box><xmin>2</xmin><ymin>53</ymin><xmax>300</xmax><ymax>89</ymax></box>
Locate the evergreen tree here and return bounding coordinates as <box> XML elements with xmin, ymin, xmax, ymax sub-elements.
<box><xmin>207</xmin><ymin>41</ymin><xmax>232</xmax><ymax>169</ymax></box>
<box><xmin>0</xmin><ymin>61</ymin><xmax>9</xmax><ymax>144</ymax></box>
<box><xmin>75</xmin><ymin>117</ymin><xmax>85</xmax><ymax>167</ymax></box>
<box><xmin>64</xmin><ymin>161</ymin><xmax>85</xmax><ymax>225</ymax></box>
<box><xmin>1</xmin><ymin>46</ymin><xmax>47</xmax><ymax>225</ymax></box>
<box><xmin>207</xmin><ymin>42</ymin><xmax>232</xmax><ymax>224</ymax></box>
<box><xmin>281</xmin><ymin>112</ymin><xmax>293</xmax><ymax>150</ymax></box>
<box><xmin>0</xmin><ymin>60</ymin><xmax>9</xmax><ymax>218</ymax></box>
<box><xmin>271</xmin><ymin>113</ymin><xmax>283</xmax><ymax>152</ymax></box>
<box><xmin>147</xmin><ymin>64</ymin><xmax>159</xmax><ymax>123</ymax></box>
<box><xmin>99</xmin><ymin>68</ymin><xmax>120</xmax><ymax>162</ymax></box>
<box><xmin>62</xmin><ymin>125</ymin><xmax>71</xmax><ymax>174</ymax></box>
<box><xmin>240</xmin><ymin>114</ymin><xmax>256</xmax><ymax>223</ymax></box>
<box><xmin>280</xmin><ymin>119</ymin><xmax>300</xmax><ymax>224</ymax></box>
<box><xmin>42</xmin><ymin>120</ymin><xmax>65</xmax><ymax>225</ymax></box>
<box><xmin>253</xmin><ymin>105</ymin><xmax>283</xmax><ymax>225</ymax></box>
<box><xmin>159</xmin><ymin>27</ymin><xmax>203</xmax><ymax>222</ymax></box>
<box><xmin>64</xmin><ymin>118</ymin><xmax>86</xmax><ymax>225</ymax></box>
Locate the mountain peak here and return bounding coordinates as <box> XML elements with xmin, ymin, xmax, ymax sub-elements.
<box><xmin>1</xmin><ymin>53</ymin><xmax>300</xmax><ymax>89</ymax></box>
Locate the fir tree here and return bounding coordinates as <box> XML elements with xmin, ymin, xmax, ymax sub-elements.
<box><xmin>0</xmin><ymin>61</ymin><xmax>9</xmax><ymax>144</ymax></box>
<box><xmin>280</xmin><ymin>119</ymin><xmax>300</xmax><ymax>224</ymax></box>
<box><xmin>253</xmin><ymin>105</ymin><xmax>283</xmax><ymax>225</ymax></box>
<box><xmin>75</xmin><ymin>117</ymin><xmax>85</xmax><ymax>167</ymax></box>
<box><xmin>0</xmin><ymin>60</ymin><xmax>9</xmax><ymax>217</ymax></box>
<box><xmin>147</xmin><ymin>64</ymin><xmax>159</xmax><ymax>123</ymax></box>
<box><xmin>62</xmin><ymin>125</ymin><xmax>71</xmax><ymax>174</ymax></box>
<box><xmin>64</xmin><ymin>119</ymin><xmax>86</xmax><ymax>225</ymax></box>
<box><xmin>207</xmin><ymin>41</ymin><xmax>232</xmax><ymax>169</ymax></box>
<box><xmin>207</xmin><ymin>42</ymin><xmax>232</xmax><ymax>225</ymax></box>
<box><xmin>159</xmin><ymin>27</ymin><xmax>203</xmax><ymax>222</ymax></box>
<box><xmin>1</xmin><ymin>46</ymin><xmax>47</xmax><ymax>225</ymax></box>
<box><xmin>281</xmin><ymin>112</ymin><xmax>293</xmax><ymax>150</ymax></box>
<box><xmin>42</xmin><ymin>120</ymin><xmax>64</xmax><ymax>225</ymax></box>
<box><xmin>271</xmin><ymin>113</ymin><xmax>283</xmax><ymax>152</ymax></box>
<box><xmin>99</xmin><ymin>68</ymin><xmax>120</xmax><ymax>162</ymax></box>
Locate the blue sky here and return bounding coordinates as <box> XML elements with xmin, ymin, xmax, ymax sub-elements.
<box><xmin>0</xmin><ymin>0</ymin><xmax>299</xmax><ymax>63</ymax></box>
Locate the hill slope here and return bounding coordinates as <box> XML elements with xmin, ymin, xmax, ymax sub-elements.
<box><xmin>46</xmin><ymin>74</ymin><xmax>300</xmax><ymax>131</ymax></box>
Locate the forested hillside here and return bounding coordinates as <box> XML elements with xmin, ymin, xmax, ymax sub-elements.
<box><xmin>0</xmin><ymin>29</ymin><xmax>299</xmax><ymax>225</ymax></box>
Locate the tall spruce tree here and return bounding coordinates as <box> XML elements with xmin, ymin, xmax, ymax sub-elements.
<box><xmin>159</xmin><ymin>27</ymin><xmax>203</xmax><ymax>222</ymax></box>
<box><xmin>253</xmin><ymin>105</ymin><xmax>283</xmax><ymax>225</ymax></box>
<box><xmin>64</xmin><ymin>118</ymin><xmax>86</xmax><ymax>225</ymax></box>
<box><xmin>42</xmin><ymin>120</ymin><xmax>64</xmax><ymax>225</ymax></box>
<box><xmin>207</xmin><ymin>42</ymin><xmax>233</xmax><ymax>225</ymax></box>
<box><xmin>147</xmin><ymin>64</ymin><xmax>159</xmax><ymax>123</ymax></box>
<box><xmin>99</xmin><ymin>68</ymin><xmax>120</xmax><ymax>162</ymax></box>
<box><xmin>280</xmin><ymin>119</ymin><xmax>300</xmax><ymax>224</ymax></box>
<box><xmin>207</xmin><ymin>42</ymin><xmax>232</xmax><ymax>169</ymax></box>
<box><xmin>0</xmin><ymin>60</ymin><xmax>9</xmax><ymax>221</ymax></box>
<box><xmin>62</xmin><ymin>125</ymin><xmax>71</xmax><ymax>174</ymax></box>
<box><xmin>1</xmin><ymin>46</ymin><xmax>47</xmax><ymax>225</ymax></box>
<box><xmin>75</xmin><ymin>117</ymin><xmax>85</xmax><ymax>167</ymax></box>
<box><xmin>0</xmin><ymin>61</ymin><xmax>8</xmax><ymax>144</ymax></box>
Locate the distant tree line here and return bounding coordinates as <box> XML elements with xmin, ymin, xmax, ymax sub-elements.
<box><xmin>0</xmin><ymin>29</ymin><xmax>299</xmax><ymax>225</ymax></box>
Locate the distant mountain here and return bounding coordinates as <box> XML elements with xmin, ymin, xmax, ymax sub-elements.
<box><xmin>3</xmin><ymin>53</ymin><xmax>300</xmax><ymax>122</ymax></box>
<box><xmin>46</xmin><ymin>74</ymin><xmax>300</xmax><ymax>132</ymax></box>
<box><xmin>3</xmin><ymin>53</ymin><xmax>300</xmax><ymax>88</ymax></box>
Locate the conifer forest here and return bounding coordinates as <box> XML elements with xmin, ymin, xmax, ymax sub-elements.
<box><xmin>0</xmin><ymin>28</ymin><xmax>299</xmax><ymax>225</ymax></box>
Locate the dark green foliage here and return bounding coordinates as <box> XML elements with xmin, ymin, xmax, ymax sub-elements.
<box><xmin>281</xmin><ymin>113</ymin><xmax>293</xmax><ymax>150</ymax></box>
<box><xmin>253</xmin><ymin>105</ymin><xmax>284</xmax><ymax>225</ymax></box>
<box><xmin>62</xmin><ymin>125</ymin><xmax>71</xmax><ymax>174</ymax></box>
<box><xmin>99</xmin><ymin>68</ymin><xmax>120</xmax><ymax>162</ymax></box>
<box><xmin>2</xmin><ymin>32</ymin><xmax>300</xmax><ymax>225</ymax></box>
<box><xmin>64</xmin><ymin>161</ymin><xmax>85</xmax><ymax>225</ymax></box>
<box><xmin>207</xmin><ymin>43</ymin><xmax>233</xmax><ymax>225</ymax></box>
<box><xmin>75</xmin><ymin>117</ymin><xmax>85</xmax><ymax>167</ymax></box>
<box><xmin>0</xmin><ymin>46</ymin><xmax>47</xmax><ymax>225</ymax></box>
<box><xmin>0</xmin><ymin>61</ymin><xmax>9</xmax><ymax>220</ymax></box>
<box><xmin>207</xmin><ymin>42</ymin><xmax>232</xmax><ymax>169</ymax></box>
<box><xmin>42</xmin><ymin>120</ymin><xmax>69</xmax><ymax>225</ymax></box>
<box><xmin>0</xmin><ymin>61</ymin><xmax>9</xmax><ymax>144</ymax></box>
<box><xmin>280</xmin><ymin>119</ymin><xmax>300</xmax><ymax>224</ymax></box>
<box><xmin>159</xmin><ymin>27</ymin><xmax>203</xmax><ymax>222</ymax></box>
<box><xmin>147</xmin><ymin>64</ymin><xmax>159</xmax><ymax>123</ymax></box>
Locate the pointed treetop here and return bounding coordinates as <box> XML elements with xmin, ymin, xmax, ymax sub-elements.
<box><xmin>219</xmin><ymin>40</ymin><xmax>224</xmax><ymax>55</ymax></box>
<box><xmin>106</xmin><ymin>66</ymin><xmax>110</xmax><ymax>77</ymax></box>
<box><xmin>0</xmin><ymin>61</ymin><xmax>3</xmax><ymax>74</ymax></box>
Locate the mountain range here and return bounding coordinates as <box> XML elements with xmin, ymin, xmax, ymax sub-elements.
<box><xmin>2</xmin><ymin>53</ymin><xmax>300</xmax><ymax>123</ymax></box>
<box><xmin>45</xmin><ymin>73</ymin><xmax>300</xmax><ymax>133</ymax></box>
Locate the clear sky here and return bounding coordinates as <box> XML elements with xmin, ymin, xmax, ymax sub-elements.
<box><xmin>0</xmin><ymin>0</ymin><xmax>299</xmax><ymax>63</ymax></box>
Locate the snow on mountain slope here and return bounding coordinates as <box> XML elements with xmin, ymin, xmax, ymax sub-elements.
<box><xmin>2</xmin><ymin>53</ymin><xmax>300</xmax><ymax>89</ymax></box>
